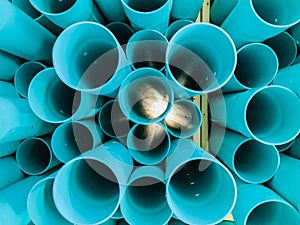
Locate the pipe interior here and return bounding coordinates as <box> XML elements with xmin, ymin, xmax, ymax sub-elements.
<box><xmin>12</xmin><ymin>0</ymin><xmax>42</xmax><ymax>19</ymax></box>
<box><xmin>30</xmin><ymin>0</ymin><xmax>76</xmax><ymax>14</ymax></box>
<box><xmin>123</xmin><ymin>0</ymin><xmax>167</xmax><ymax>12</ymax></box>
<box><xmin>107</xmin><ymin>23</ymin><xmax>134</xmax><ymax>46</ymax></box>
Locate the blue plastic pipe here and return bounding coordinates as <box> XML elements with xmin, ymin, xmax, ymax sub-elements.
<box><xmin>212</xmin><ymin>86</ymin><xmax>300</xmax><ymax>145</ymax></box>
<box><xmin>53</xmin><ymin>21</ymin><xmax>131</xmax><ymax>97</ymax></box>
<box><xmin>166</xmin><ymin>23</ymin><xmax>237</xmax><ymax>97</ymax></box>
<box><xmin>170</xmin><ymin>0</ymin><xmax>204</xmax><ymax>21</ymax></box>
<box><xmin>289</xmin><ymin>21</ymin><xmax>300</xmax><ymax>48</ymax></box>
<box><xmin>52</xmin><ymin>140</ymin><xmax>133</xmax><ymax>225</ymax></box>
<box><xmin>222</xmin><ymin>43</ymin><xmax>278</xmax><ymax>93</ymax></box>
<box><xmin>165</xmin><ymin>99</ymin><xmax>202</xmax><ymax>138</ymax></box>
<box><xmin>14</xmin><ymin>61</ymin><xmax>46</xmax><ymax>98</ymax></box>
<box><xmin>276</xmin><ymin>139</ymin><xmax>295</xmax><ymax>153</ymax></box>
<box><xmin>0</xmin><ymin>97</ymin><xmax>56</xmax><ymax>144</ymax></box>
<box><xmin>16</xmin><ymin>136</ymin><xmax>60</xmax><ymax>176</ymax></box>
<box><xmin>0</xmin><ymin>141</ymin><xmax>20</xmax><ymax>157</ymax></box>
<box><xmin>233</xmin><ymin>183</ymin><xmax>300</xmax><ymax>225</ymax></box>
<box><xmin>29</xmin><ymin>0</ymin><xmax>104</xmax><ymax>28</ymax></box>
<box><xmin>166</xmin><ymin>139</ymin><xmax>237</xmax><ymax>225</ymax></box>
<box><xmin>95</xmin><ymin>0</ymin><xmax>127</xmax><ymax>22</ymax></box>
<box><xmin>165</xmin><ymin>20</ymin><xmax>193</xmax><ymax>41</ymax></box>
<box><xmin>0</xmin><ymin>156</ymin><xmax>24</xmax><ymax>190</ymax></box>
<box><xmin>106</xmin><ymin>22</ymin><xmax>134</xmax><ymax>46</ymax></box>
<box><xmin>221</xmin><ymin>0</ymin><xmax>300</xmax><ymax>48</ymax></box>
<box><xmin>286</xmin><ymin>136</ymin><xmax>300</xmax><ymax>159</ymax></box>
<box><xmin>264</xmin><ymin>31</ymin><xmax>298</xmax><ymax>69</ymax></box>
<box><xmin>118</xmin><ymin>68</ymin><xmax>174</xmax><ymax>124</ymax></box>
<box><xmin>210</xmin><ymin>0</ymin><xmax>237</xmax><ymax>26</ymax></box>
<box><xmin>0</xmin><ymin>50</ymin><xmax>22</xmax><ymax>81</ymax></box>
<box><xmin>0</xmin><ymin>0</ymin><xmax>56</xmax><ymax>62</ymax></box>
<box><xmin>127</xmin><ymin>123</ymin><xmax>170</xmax><ymax>165</ymax></box>
<box><xmin>0</xmin><ymin>80</ymin><xmax>19</xmax><ymax>97</ymax></box>
<box><xmin>27</xmin><ymin>172</ymin><xmax>72</xmax><ymax>225</ymax></box>
<box><xmin>126</xmin><ymin>29</ymin><xmax>168</xmax><ymax>71</ymax></box>
<box><xmin>120</xmin><ymin>0</ymin><xmax>173</xmax><ymax>33</ymax></box>
<box><xmin>120</xmin><ymin>166</ymin><xmax>172</xmax><ymax>225</ymax></box>
<box><xmin>51</xmin><ymin>120</ymin><xmax>104</xmax><ymax>163</ymax></box>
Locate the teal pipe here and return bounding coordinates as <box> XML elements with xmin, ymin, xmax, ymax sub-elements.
<box><xmin>53</xmin><ymin>21</ymin><xmax>131</xmax><ymax>97</ymax></box>
<box><xmin>95</xmin><ymin>0</ymin><xmax>127</xmax><ymax>22</ymax></box>
<box><xmin>0</xmin><ymin>156</ymin><xmax>24</xmax><ymax>190</ymax></box>
<box><xmin>51</xmin><ymin>120</ymin><xmax>104</xmax><ymax>163</ymax></box>
<box><xmin>221</xmin><ymin>0</ymin><xmax>300</xmax><ymax>48</ymax></box>
<box><xmin>127</xmin><ymin>123</ymin><xmax>170</xmax><ymax>165</ymax></box>
<box><xmin>16</xmin><ymin>136</ymin><xmax>60</xmax><ymax>175</ymax></box>
<box><xmin>212</xmin><ymin>129</ymin><xmax>279</xmax><ymax>184</ymax></box>
<box><xmin>120</xmin><ymin>166</ymin><xmax>172</xmax><ymax>225</ymax></box>
<box><xmin>0</xmin><ymin>50</ymin><xmax>22</xmax><ymax>81</ymax></box>
<box><xmin>273</xmin><ymin>64</ymin><xmax>300</xmax><ymax>98</ymax></box>
<box><xmin>168</xmin><ymin>218</ymin><xmax>187</xmax><ymax>224</ymax></box>
<box><xmin>106</xmin><ymin>22</ymin><xmax>134</xmax><ymax>46</ymax></box>
<box><xmin>126</xmin><ymin>29</ymin><xmax>168</xmax><ymax>71</ymax></box>
<box><xmin>111</xmin><ymin>207</ymin><xmax>123</xmax><ymax>219</ymax></box>
<box><xmin>0</xmin><ymin>141</ymin><xmax>20</xmax><ymax>157</ymax></box>
<box><xmin>27</xmin><ymin>172</ymin><xmax>72</xmax><ymax>225</ymax></box>
<box><xmin>165</xmin><ymin>99</ymin><xmax>202</xmax><ymax>138</ymax></box>
<box><xmin>289</xmin><ymin>21</ymin><xmax>300</xmax><ymax>48</ymax></box>
<box><xmin>212</xmin><ymin>86</ymin><xmax>300</xmax><ymax>145</ymax></box>
<box><xmin>52</xmin><ymin>140</ymin><xmax>133</xmax><ymax>225</ymax></box>
<box><xmin>166</xmin><ymin>139</ymin><xmax>237</xmax><ymax>225</ymax></box>
<box><xmin>286</xmin><ymin>136</ymin><xmax>300</xmax><ymax>159</ymax></box>
<box><xmin>120</xmin><ymin>0</ymin><xmax>173</xmax><ymax>33</ymax></box>
<box><xmin>0</xmin><ymin>175</ymin><xmax>46</xmax><ymax>225</ymax></box>
<box><xmin>165</xmin><ymin>20</ymin><xmax>193</xmax><ymax>41</ymax></box>
<box><xmin>222</xmin><ymin>43</ymin><xmax>278</xmax><ymax>93</ymax></box>
<box><xmin>210</xmin><ymin>0</ymin><xmax>238</xmax><ymax>26</ymax></box>
<box><xmin>0</xmin><ymin>0</ymin><xmax>56</xmax><ymax>62</ymax></box>
<box><xmin>29</xmin><ymin>0</ymin><xmax>104</xmax><ymax>28</ymax></box>
<box><xmin>14</xmin><ymin>61</ymin><xmax>46</xmax><ymax>98</ymax></box>
<box><xmin>264</xmin><ymin>32</ymin><xmax>298</xmax><ymax>69</ymax></box>
<box><xmin>166</xmin><ymin>23</ymin><xmax>236</xmax><ymax>97</ymax></box>
<box><xmin>276</xmin><ymin>139</ymin><xmax>295</xmax><ymax>152</ymax></box>
<box><xmin>170</xmin><ymin>0</ymin><xmax>203</xmax><ymax>21</ymax></box>
<box><xmin>0</xmin><ymin>97</ymin><xmax>56</xmax><ymax>144</ymax></box>
<box><xmin>292</xmin><ymin>55</ymin><xmax>300</xmax><ymax>65</ymax></box>
<box><xmin>118</xmin><ymin>68</ymin><xmax>174</xmax><ymax>124</ymax></box>
<box><xmin>0</xmin><ymin>80</ymin><xmax>19</xmax><ymax>97</ymax></box>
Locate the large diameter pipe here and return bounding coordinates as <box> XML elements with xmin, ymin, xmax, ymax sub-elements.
<box><xmin>222</xmin><ymin>43</ymin><xmax>278</xmax><ymax>93</ymax></box>
<box><xmin>212</xmin><ymin>86</ymin><xmax>300</xmax><ymax>145</ymax></box>
<box><xmin>233</xmin><ymin>183</ymin><xmax>300</xmax><ymax>225</ymax></box>
<box><xmin>95</xmin><ymin>0</ymin><xmax>127</xmax><ymax>22</ymax></box>
<box><xmin>120</xmin><ymin>0</ymin><xmax>173</xmax><ymax>33</ymax></box>
<box><xmin>0</xmin><ymin>141</ymin><xmax>20</xmax><ymax>157</ymax></box>
<box><xmin>0</xmin><ymin>80</ymin><xmax>19</xmax><ymax>97</ymax></box>
<box><xmin>221</xmin><ymin>0</ymin><xmax>300</xmax><ymax>48</ymax></box>
<box><xmin>0</xmin><ymin>50</ymin><xmax>22</xmax><ymax>81</ymax></box>
<box><xmin>52</xmin><ymin>140</ymin><xmax>133</xmax><ymax>225</ymax></box>
<box><xmin>0</xmin><ymin>156</ymin><xmax>24</xmax><ymax>190</ymax></box>
<box><xmin>0</xmin><ymin>0</ymin><xmax>56</xmax><ymax>62</ymax></box>
<box><xmin>53</xmin><ymin>21</ymin><xmax>131</xmax><ymax>97</ymax></box>
<box><xmin>166</xmin><ymin>139</ymin><xmax>237</xmax><ymax>225</ymax></box>
<box><xmin>289</xmin><ymin>21</ymin><xmax>300</xmax><ymax>48</ymax></box>
<box><xmin>276</xmin><ymin>139</ymin><xmax>295</xmax><ymax>153</ymax></box>
<box><xmin>120</xmin><ymin>166</ymin><xmax>172</xmax><ymax>225</ymax></box>
<box><xmin>210</xmin><ymin>0</ymin><xmax>238</xmax><ymax>26</ymax></box>
<box><xmin>170</xmin><ymin>0</ymin><xmax>204</xmax><ymax>21</ymax></box>
<box><xmin>118</xmin><ymin>68</ymin><xmax>174</xmax><ymax>124</ymax></box>
<box><xmin>0</xmin><ymin>97</ymin><xmax>56</xmax><ymax>144</ymax></box>
<box><xmin>165</xmin><ymin>20</ymin><xmax>193</xmax><ymax>41</ymax></box>
<box><xmin>166</xmin><ymin>23</ymin><xmax>237</xmax><ymax>97</ymax></box>
<box><xmin>29</xmin><ymin>0</ymin><xmax>104</xmax><ymax>28</ymax></box>
<box><xmin>286</xmin><ymin>136</ymin><xmax>300</xmax><ymax>159</ymax></box>
<box><xmin>106</xmin><ymin>22</ymin><xmax>134</xmax><ymax>46</ymax></box>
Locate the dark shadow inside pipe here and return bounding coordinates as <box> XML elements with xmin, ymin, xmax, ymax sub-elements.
<box><xmin>107</xmin><ymin>23</ymin><xmax>134</xmax><ymax>46</ymax></box>
<box><xmin>31</xmin><ymin>0</ymin><xmax>76</xmax><ymax>14</ymax></box>
<box><xmin>124</xmin><ymin>0</ymin><xmax>167</xmax><ymax>12</ymax></box>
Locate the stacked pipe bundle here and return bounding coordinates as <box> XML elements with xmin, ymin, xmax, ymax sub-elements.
<box><xmin>0</xmin><ymin>0</ymin><xmax>300</xmax><ymax>224</ymax></box>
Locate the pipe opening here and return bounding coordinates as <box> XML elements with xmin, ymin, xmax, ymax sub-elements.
<box><xmin>107</xmin><ymin>22</ymin><xmax>134</xmax><ymax>46</ymax></box>
<box><xmin>123</xmin><ymin>0</ymin><xmax>168</xmax><ymax>12</ymax></box>
<box><xmin>30</xmin><ymin>0</ymin><xmax>76</xmax><ymax>14</ymax></box>
<box><xmin>12</xmin><ymin>0</ymin><xmax>42</xmax><ymax>19</ymax></box>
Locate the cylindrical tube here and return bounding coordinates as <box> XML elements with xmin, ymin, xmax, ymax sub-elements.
<box><xmin>210</xmin><ymin>0</ymin><xmax>238</xmax><ymax>26</ymax></box>
<box><xmin>289</xmin><ymin>21</ymin><xmax>300</xmax><ymax>48</ymax></box>
<box><xmin>126</xmin><ymin>29</ymin><xmax>168</xmax><ymax>71</ymax></box>
<box><xmin>170</xmin><ymin>0</ymin><xmax>203</xmax><ymax>21</ymax></box>
<box><xmin>222</xmin><ymin>43</ymin><xmax>278</xmax><ymax>93</ymax></box>
<box><xmin>166</xmin><ymin>23</ymin><xmax>237</xmax><ymax>97</ymax></box>
<box><xmin>286</xmin><ymin>135</ymin><xmax>300</xmax><ymax>159</ymax></box>
<box><xmin>120</xmin><ymin>166</ymin><xmax>172</xmax><ymax>225</ymax></box>
<box><xmin>0</xmin><ymin>141</ymin><xmax>20</xmax><ymax>157</ymax></box>
<box><xmin>212</xmin><ymin>86</ymin><xmax>300</xmax><ymax>145</ymax></box>
<box><xmin>95</xmin><ymin>0</ymin><xmax>127</xmax><ymax>22</ymax></box>
<box><xmin>166</xmin><ymin>139</ymin><xmax>237</xmax><ymax>225</ymax></box>
<box><xmin>16</xmin><ymin>136</ymin><xmax>60</xmax><ymax>175</ymax></box>
<box><xmin>52</xmin><ymin>140</ymin><xmax>133</xmax><ymax>225</ymax></box>
<box><xmin>264</xmin><ymin>31</ymin><xmax>298</xmax><ymax>69</ymax></box>
<box><xmin>106</xmin><ymin>22</ymin><xmax>134</xmax><ymax>46</ymax></box>
<box><xmin>233</xmin><ymin>183</ymin><xmax>300</xmax><ymax>225</ymax></box>
<box><xmin>127</xmin><ymin>123</ymin><xmax>170</xmax><ymax>165</ymax></box>
<box><xmin>0</xmin><ymin>156</ymin><xmax>24</xmax><ymax>190</ymax></box>
<box><xmin>0</xmin><ymin>50</ymin><xmax>22</xmax><ymax>81</ymax></box>
<box><xmin>29</xmin><ymin>0</ymin><xmax>104</xmax><ymax>28</ymax></box>
<box><xmin>118</xmin><ymin>68</ymin><xmax>174</xmax><ymax>124</ymax></box>
<box><xmin>165</xmin><ymin>19</ymin><xmax>193</xmax><ymax>41</ymax></box>
<box><xmin>165</xmin><ymin>99</ymin><xmax>202</xmax><ymax>138</ymax></box>
<box><xmin>0</xmin><ymin>80</ymin><xmax>19</xmax><ymax>97</ymax></box>
<box><xmin>0</xmin><ymin>0</ymin><xmax>56</xmax><ymax>62</ymax></box>
<box><xmin>0</xmin><ymin>97</ymin><xmax>56</xmax><ymax>144</ymax></box>
<box><xmin>273</xmin><ymin>63</ymin><xmax>300</xmax><ymax>98</ymax></box>
<box><xmin>221</xmin><ymin>0</ymin><xmax>300</xmax><ymax>48</ymax></box>
<box><xmin>120</xmin><ymin>0</ymin><xmax>173</xmax><ymax>33</ymax></box>
<box><xmin>51</xmin><ymin>120</ymin><xmax>104</xmax><ymax>163</ymax></box>
<box><xmin>27</xmin><ymin>172</ymin><xmax>72</xmax><ymax>225</ymax></box>
<box><xmin>213</xmin><ymin>129</ymin><xmax>280</xmax><ymax>184</ymax></box>
<box><xmin>14</xmin><ymin>61</ymin><xmax>46</xmax><ymax>98</ymax></box>
<box><xmin>276</xmin><ymin>139</ymin><xmax>295</xmax><ymax>152</ymax></box>
<box><xmin>28</xmin><ymin>68</ymin><xmax>103</xmax><ymax>123</ymax></box>
<box><xmin>53</xmin><ymin>21</ymin><xmax>131</xmax><ymax>97</ymax></box>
